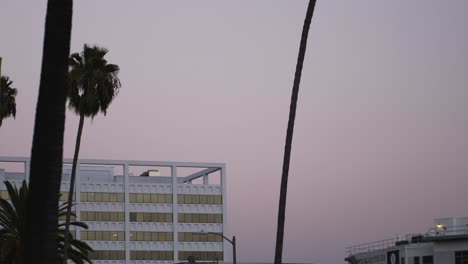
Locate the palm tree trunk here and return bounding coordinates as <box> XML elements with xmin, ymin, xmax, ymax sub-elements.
<box><xmin>274</xmin><ymin>1</ymin><xmax>317</xmax><ymax>264</ymax></box>
<box><xmin>63</xmin><ymin>112</ymin><xmax>84</xmax><ymax>262</ymax></box>
<box><xmin>24</xmin><ymin>0</ymin><xmax>73</xmax><ymax>263</ymax></box>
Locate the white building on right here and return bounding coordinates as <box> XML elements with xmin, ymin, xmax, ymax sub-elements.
<box><xmin>345</xmin><ymin>217</ymin><xmax>468</xmax><ymax>264</ymax></box>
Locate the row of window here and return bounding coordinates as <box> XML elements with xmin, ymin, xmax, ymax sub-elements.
<box><xmin>89</xmin><ymin>250</ymin><xmax>125</xmax><ymax>260</ymax></box>
<box><xmin>1</xmin><ymin>191</ymin><xmax>76</xmax><ymax>202</ymax></box>
<box><xmin>81</xmin><ymin>192</ymin><xmax>125</xmax><ymax>202</ymax></box>
<box><xmin>81</xmin><ymin>211</ymin><xmax>125</xmax><ymax>222</ymax></box>
<box><xmin>80</xmin><ymin>231</ymin><xmax>125</xmax><ymax>241</ymax></box>
<box><xmin>130</xmin><ymin>231</ymin><xmax>173</xmax><ymax>241</ymax></box>
<box><xmin>177</xmin><ymin>194</ymin><xmax>222</xmax><ymax>205</ymax></box>
<box><xmin>131</xmin><ymin>251</ymin><xmax>174</xmax><ymax>260</ymax></box>
<box><xmin>78</xmin><ymin>231</ymin><xmax>224</xmax><ymax>242</ymax></box>
<box><xmin>178</xmin><ymin>213</ymin><xmax>223</xmax><ymax>223</ymax></box>
<box><xmin>64</xmin><ymin>211</ymin><xmax>223</xmax><ymax>223</ymax></box>
<box><xmin>82</xmin><ymin>193</ymin><xmax>224</xmax><ymax>205</ymax></box>
<box><xmin>178</xmin><ymin>232</ymin><xmax>223</xmax><ymax>242</ymax></box>
<box><xmin>129</xmin><ymin>212</ymin><xmax>173</xmax><ymax>222</ymax></box>
<box><xmin>454</xmin><ymin>251</ymin><xmax>467</xmax><ymax>264</ymax></box>
<box><xmin>89</xmin><ymin>250</ymin><xmax>174</xmax><ymax>261</ymax></box>
<box><xmin>409</xmin><ymin>256</ymin><xmax>433</xmax><ymax>264</ymax></box>
<box><xmin>81</xmin><ymin>231</ymin><xmax>174</xmax><ymax>241</ymax></box>
<box><xmin>81</xmin><ymin>192</ymin><xmax>171</xmax><ymax>203</ymax></box>
<box><xmin>81</xmin><ymin>192</ymin><xmax>223</xmax><ymax>204</ymax></box>
<box><xmin>179</xmin><ymin>251</ymin><xmax>223</xmax><ymax>261</ymax></box>
<box><xmin>129</xmin><ymin>193</ymin><xmax>173</xmax><ymax>203</ymax></box>
<box><xmin>360</xmin><ymin>255</ymin><xmax>434</xmax><ymax>264</ymax></box>
<box><xmin>1</xmin><ymin>190</ymin><xmax>223</xmax><ymax>206</ymax></box>
<box><xmin>89</xmin><ymin>250</ymin><xmax>223</xmax><ymax>261</ymax></box>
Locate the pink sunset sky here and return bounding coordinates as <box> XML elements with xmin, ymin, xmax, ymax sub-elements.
<box><xmin>1</xmin><ymin>1</ymin><xmax>468</xmax><ymax>263</ymax></box>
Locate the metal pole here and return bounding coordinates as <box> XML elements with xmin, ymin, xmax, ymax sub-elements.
<box><xmin>232</xmin><ymin>236</ymin><xmax>237</xmax><ymax>264</ymax></box>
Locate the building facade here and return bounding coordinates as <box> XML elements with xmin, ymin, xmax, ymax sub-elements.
<box><xmin>345</xmin><ymin>217</ymin><xmax>468</xmax><ymax>264</ymax></box>
<box><xmin>0</xmin><ymin>157</ymin><xmax>227</xmax><ymax>264</ymax></box>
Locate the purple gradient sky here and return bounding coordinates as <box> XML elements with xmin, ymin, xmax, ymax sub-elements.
<box><xmin>1</xmin><ymin>1</ymin><xmax>468</xmax><ymax>263</ymax></box>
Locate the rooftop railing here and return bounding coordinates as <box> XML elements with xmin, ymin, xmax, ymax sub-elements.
<box><xmin>347</xmin><ymin>224</ymin><xmax>468</xmax><ymax>256</ymax></box>
<box><xmin>346</xmin><ymin>234</ymin><xmax>418</xmax><ymax>256</ymax></box>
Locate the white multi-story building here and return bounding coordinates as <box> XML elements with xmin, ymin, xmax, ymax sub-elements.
<box><xmin>345</xmin><ymin>217</ymin><xmax>468</xmax><ymax>264</ymax></box>
<box><xmin>0</xmin><ymin>157</ymin><xmax>228</xmax><ymax>264</ymax></box>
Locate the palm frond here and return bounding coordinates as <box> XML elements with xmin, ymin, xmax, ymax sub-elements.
<box><xmin>0</xmin><ymin>180</ymin><xmax>93</xmax><ymax>263</ymax></box>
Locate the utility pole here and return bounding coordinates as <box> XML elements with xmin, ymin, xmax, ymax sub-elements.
<box><xmin>0</xmin><ymin>57</ymin><xmax>3</xmax><ymax>77</ymax></box>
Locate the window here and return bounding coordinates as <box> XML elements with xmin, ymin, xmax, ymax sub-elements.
<box><xmin>455</xmin><ymin>251</ymin><xmax>468</xmax><ymax>264</ymax></box>
<box><xmin>214</xmin><ymin>195</ymin><xmax>222</xmax><ymax>205</ymax></box>
<box><xmin>199</xmin><ymin>195</ymin><xmax>207</xmax><ymax>204</ymax></box>
<box><xmin>178</xmin><ymin>194</ymin><xmax>184</xmax><ymax>204</ymax></box>
<box><xmin>102</xmin><ymin>193</ymin><xmax>109</xmax><ymax>202</ymax></box>
<box><xmin>151</xmin><ymin>194</ymin><xmax>158</xmax><ymax>203</ymax></box>
<box><xmin>206</xmin><ymin>195</ymin><xmax>214</xmax><ymax>204</ymax></box>
<box><xmin>59</xmin><ymin>192</ymin><xmax>75</xmax><ymax>202</ymax></box>
<box><xmin>414</xmin><ymin>256</ymin><xmax>420</xmax><ymax>264</ymax></box>
<box><xmin>422</xmin><ymin>256</ymin><xmax>433</xmax><ymax>264</ymax></box>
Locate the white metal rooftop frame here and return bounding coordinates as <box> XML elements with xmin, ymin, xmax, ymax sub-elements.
<box><xmin>0</xmin><ymin>156</ymin><xmax>226</xmax><ymax>183</ymax></box>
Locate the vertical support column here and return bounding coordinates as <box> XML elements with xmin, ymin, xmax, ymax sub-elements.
<box><xmin>124</xmin><ymin>163</ymin><xmax>130</xmax><ymax>263</ymax></box>
<box><xmin>75</xmin><ymin>161</ymin><xmax>81</xmax><ymax>240</ymax></box>
<box><xmin>24</xmin><ymin>158</ymin><xmax>30</xmax><ymax>183</ymax></box>
<box><xmin>220</xmin><ymin>164</ymin><xmax>227</xmax><ymax>262</ymax></box>
<box><xmin>172</xmin><ymin>165</ymin><xmax>178</xmax><ymax>263</ymax></box>
<box><xmin>203</xmin><ymin>174</ymin><xmax>208</xmax><ymax>185</ymax></box>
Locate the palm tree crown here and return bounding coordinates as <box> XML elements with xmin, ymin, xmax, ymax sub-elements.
<box><xmin>0</xmin><ymin>76</ymin><xmax>17</xmax><ymax>127</ymax></box>
<box><xmin>68</xmin><ymin>44</ymin><xmax>121</xmax><ymax>117</ymax></box>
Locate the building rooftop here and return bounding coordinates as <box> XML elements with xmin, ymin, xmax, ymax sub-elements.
<box><xmin>346</xmin><ymin>217</ymin><xmax>468</xmax><ymax>256</ymax></box>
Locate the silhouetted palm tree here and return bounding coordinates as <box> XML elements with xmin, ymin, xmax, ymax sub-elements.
<box><xmin>0</xmin><ymin>181</ymin><xmax>93</xmax><ymax>264</ymax></box>
<box><xmin>24</xmin><ymin>0</ymin><xmax>73</xmax><ymax>263</ymax></box>
<box><xmin>0</xmin><ymin>76</ymin><xmax>17</xmax><ymax>127</ymax></box>
<box><xmin>274</xmin><ymin>1</ymin><xmax>317</xmax><ymax>264</ymax></box>
<box><xmin>63</xmin><ymin>44</ymin><xmax>121</xmax><ymax>259</ymax></box>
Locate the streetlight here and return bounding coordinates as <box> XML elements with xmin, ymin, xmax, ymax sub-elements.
<box><xmin>193</xmin><ymin>230</ymin><xmax>236</xmax><ymax>264</ymax></box>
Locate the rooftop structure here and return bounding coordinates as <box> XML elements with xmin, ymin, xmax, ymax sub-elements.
<box><xmin>0</xmin><ymin>157</ymin><xmax>227</xmax><ymax>264</ymax></box>
<box><xmin>345</xmin><ymin>217</ymin><xmax>468</xmax><ymax>264</ymax></box>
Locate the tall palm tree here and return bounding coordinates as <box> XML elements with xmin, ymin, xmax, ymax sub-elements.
<box><xmin>24</xmin><ymin>0</ymin><xmax>73</xmax><ymax>263</ymax></box>
<box><xmin>63</xmin><ymin>44</ymin><xmax>121</xmax><ymax>260</ymax></box>
<box><xmin>0</xmin><ymin>181</ymin><xmax>93</xmax><ymax>264</ymax></box>
<box><xmin>274</xmin><ymin>1</ymin><xmax>317</xmax><ymax>264</ymax></box>
<box><xmin>0</xmin><ymin>76</ymin><xmax>17</xmax><ymax>127</ymax></box>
